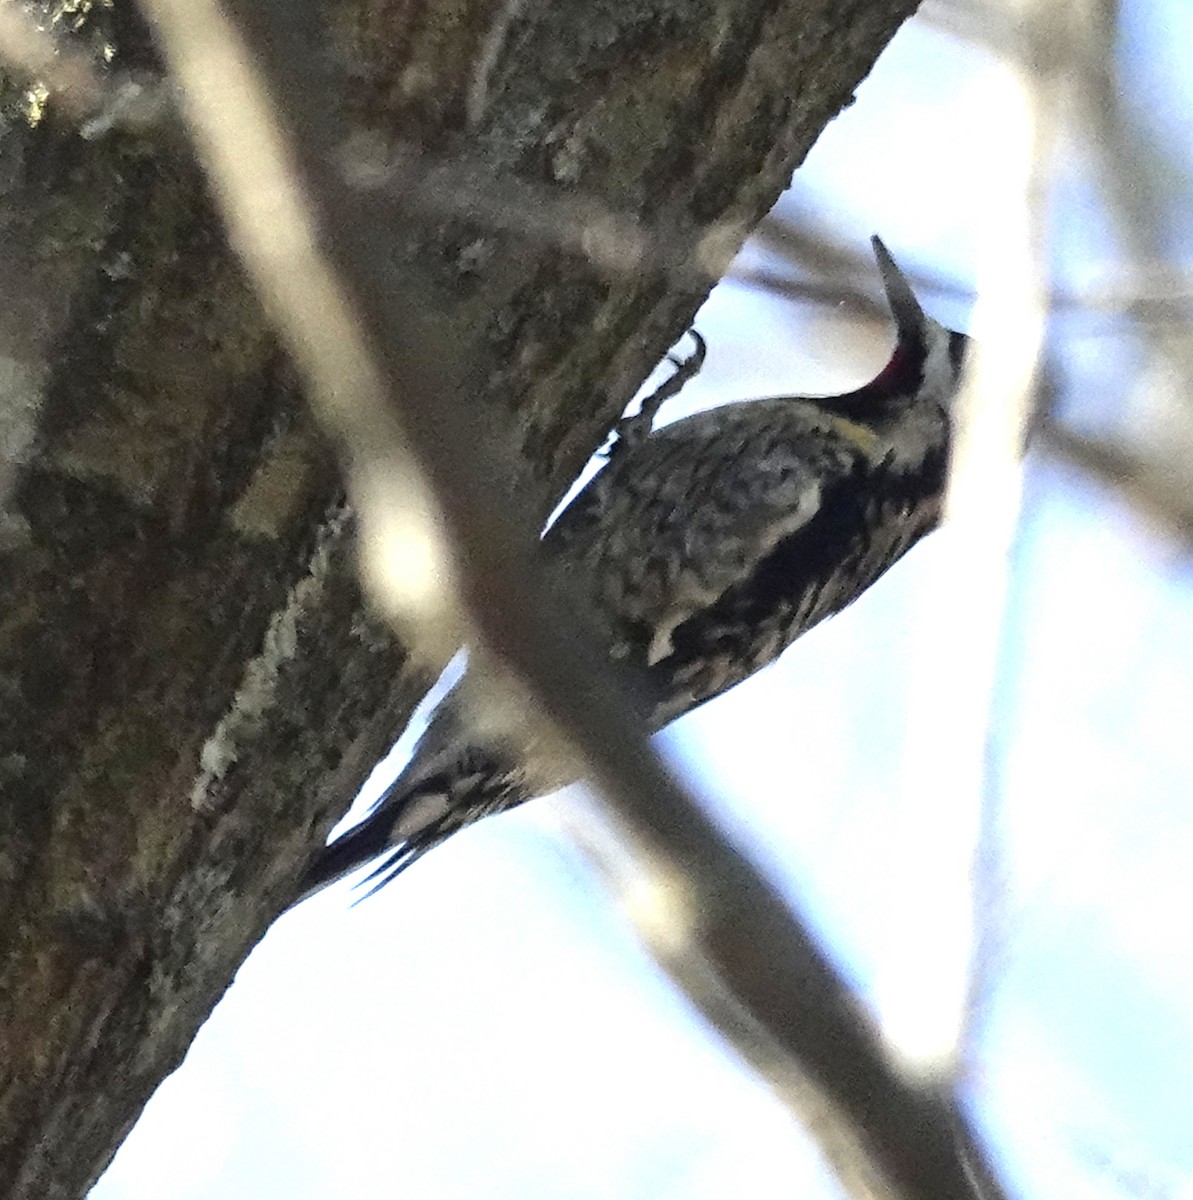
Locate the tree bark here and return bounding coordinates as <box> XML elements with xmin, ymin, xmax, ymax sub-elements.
<box><xmin>0</xmin><ymin>0</ymin><xmax>919</xmax><ymax>1195</ymax></box>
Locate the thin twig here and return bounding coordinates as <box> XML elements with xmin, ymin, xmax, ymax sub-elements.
<box><xmin>732</xmin><ymin>259</ymin><xmax>1193</xmax><ymax>330</ymax></box>
<box><xmin>337</xmin><ymin>137</ymin><xmax>725</xmax><ymax>284</ymax></box>
<box><xmin>1040</xmin><ymin>420</ymin><xmax>1193</xmax><ymax>544</ymax></box>
<box><xmin>889</xmin><ymin>0</ymin><xmax>1061</xmax><ymax>1082</ymax></box>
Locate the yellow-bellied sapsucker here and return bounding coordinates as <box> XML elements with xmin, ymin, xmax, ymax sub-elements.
<box><xmin>295</xmin><ymin>237</ymin><xmax>968</xmax><ymax>903</ymax></box>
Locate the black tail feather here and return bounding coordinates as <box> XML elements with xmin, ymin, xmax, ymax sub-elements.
<box><xmin>289</xmin><ymin>812</ymin><xmax>403</xmax><ymax>909</ymax></box>
<box><xmin>353</xmin><ymin>834</ymin><xmax>450</xmax><ymax>901</ymax></box>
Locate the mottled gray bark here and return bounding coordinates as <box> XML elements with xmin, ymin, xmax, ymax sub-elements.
<box><xmin>0</xmin><ymin>0</ymin><xmax>919</xmax><ymax>1195</ymax></box>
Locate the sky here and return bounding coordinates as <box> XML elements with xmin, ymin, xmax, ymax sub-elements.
<box><xmin>93</xmin><ymin>3</ymin><xmax>1193</xmax><ymax>1198</ymax></box>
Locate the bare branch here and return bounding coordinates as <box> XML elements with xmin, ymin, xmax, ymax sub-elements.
<box><xmin>1040</xmin><ymin>420</ymin><xmax>1193</xmax><ymax>544</ymax></box>
<box><xmin>885</xmin><ymin>0</ymin><xmax>1063</xmax><ymax>1082</ymax></box>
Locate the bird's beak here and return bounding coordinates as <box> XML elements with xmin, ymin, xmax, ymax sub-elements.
<box><xmin>871</xmin><ymin>235</ymin><xmax>926</xmax><ymax>340</ymax></box>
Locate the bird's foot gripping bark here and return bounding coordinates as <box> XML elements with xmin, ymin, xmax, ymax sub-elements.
<box><xmin>608</xmin><ymin>329</ymin><xmax>707</xmax><ymax>457</ymax></box>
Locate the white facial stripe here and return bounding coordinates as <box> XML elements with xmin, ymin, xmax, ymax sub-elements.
<box><xmin>920</xmin><ymin>320</ymin><xmax>960</xmax><ymax>407</ymax></box>
<box><xmin>876</xmin><ymin>321</ymin><xmax>959</xmax><ymax>470</ymax></box>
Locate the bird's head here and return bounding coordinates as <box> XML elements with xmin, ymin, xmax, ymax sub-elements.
<box><xmin>867</xmin><ymin>234</ymin><xmax>968</xmax><ymax>409</ymax></box>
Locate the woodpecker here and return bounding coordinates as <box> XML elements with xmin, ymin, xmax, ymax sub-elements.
<box><xmin>294</xmin><ymin>237</ymin><xmax>968</xmax><ymax>904</ymax></box>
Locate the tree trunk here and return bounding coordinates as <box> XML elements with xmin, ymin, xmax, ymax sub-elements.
<box><xmin>0</xmin><ymin>0</ymin><xmax>919</xmax><ymax>1195</ymax></box>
